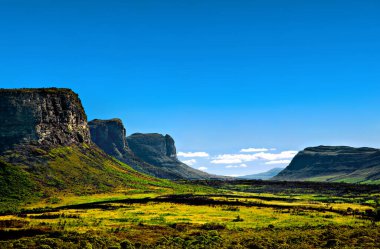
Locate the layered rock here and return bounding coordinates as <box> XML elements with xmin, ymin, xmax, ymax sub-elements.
<box><xmin>89</xmin><ymin>119</ymin><xmax>213</xmax><ymax>179</ymax></box>
<box><xmin>0</xmin><ymin>88</ymin><xmax>91</xmax><ymax>153</ymax></box>
<box><xmin>273</xmin><ymin>146</ymin><xmax>380</xmax><ymax>183</ymax></box>
<box><xmin>89</xmin><ymin>119</ymin><xmax>133</xmax><ymax>157</ymax></box>
<box><xmin>0</xmin><ymin>88</ymin><xmax>173</xmax><ymax>203</ymax></box>
<box><xmin>88</xmin><ymin>119</ymin><xmax>158</xmax><ymax>176</ymax></box>
<box><xmin>126</xmin><ymin>133</ymin><xmax>178</xmax><ymax>164</ymax></box>
<box><xmin>126</xmin><ymin>133</ymin><xmax>212</xmax><ymax>179</ymax></box>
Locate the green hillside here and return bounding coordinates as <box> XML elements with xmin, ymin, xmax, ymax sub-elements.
<box><xmin>0</xmin><ymin>145</ymin><xmax>209</xmax><ymax>213</ymax></box>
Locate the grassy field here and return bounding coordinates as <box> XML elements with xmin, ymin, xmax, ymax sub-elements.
<box><xmin>0</xmin><ymin>180</ymin><xmax>379</xmax><ymax>248</ymax></box>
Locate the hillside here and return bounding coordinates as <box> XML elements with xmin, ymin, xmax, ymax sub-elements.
<box><xmin>0</xmin><ymin>88</ymin><xmax>194</xmax><ymax>211</ymax></box>
<box><xmin>273</xmin><ymin>146</ymin><xmax>380</xmax><ymax>183</ymax></box>
<box><xmin>238</xmin><ymin>168</ymin><xmax>284</xmax><ymax>180</ymax></box>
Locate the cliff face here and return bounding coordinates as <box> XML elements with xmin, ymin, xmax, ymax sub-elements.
<box><xmin>0</xmin><ymin>88</ymin><xmax>91</xmax><ymax>153</ymax></box>
<box><xmin>273</xmin><ymin>146</ymin><xmax>380</xmax><ymax>183</ymax></box>
<box><xmin>126</xmin><ymin>133</ymin><xmax>212</xmax><ymax>179</ymax></box>
<box><xmin>126</xmin><ymin>133</ymin><xmax>178</xmax><ymax>164</ymax></box>
<box><xmin>89</xmin><ymin>119</ymin><xmax>133</xmax><ymax>157</ymax></box>
<box><xmin>0</xmin><ymin>88</ymin><xmax>174</xmax><ymax>206</ymax></box>
<box><xmin>89</xmin><ymin>119</ymin><xmax>213</xmax><ymax>179</ymax></box>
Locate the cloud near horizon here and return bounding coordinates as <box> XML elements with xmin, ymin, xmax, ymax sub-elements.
<box><xmin>197</xmin><ymin>167</ymin><xmax>208</xmax><ymax>171</ymax></box>
<box><xmin>225</xmin><ymin>164</ymin><xmax>248</xmax><ymax>168</ymax></box>
<box><xmin>211</xmin><ymin>151</ymin><xmax>297</xmax><ymax>164</ymax></box>
<box><xmin>240</xmin><ymin>148</ymin><xmax>276</xmax><ymax>153</ymax></box>
<box><xmin>178</xmin><ymin>152</ymin><xmax>209</xmax><ymax>158</ymax></box>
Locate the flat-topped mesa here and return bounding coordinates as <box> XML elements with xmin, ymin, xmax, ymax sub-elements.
<box><xmin>89</xmin><ymin>118</ymin><xmax>133</xmax><ymax>157</ymax></box>
<box><xmin>272</xmin><ymin>145</ymin><xmax>380</xmax><ymax>183</ymax></box>
<box><xmin>126</xmin><ymin>133</ymin><xmax>179</xmax><ymax>165</ymax></box>
<box><xmin>0</xmin><ymin>88</ymin><xmax>91</xmax><ymax>152</ymax></box>
<box><xmin>126</xmin><ymin>132</ymin><xmax>213</xmax><ymax>179</ymax></box>
<box><xmin>89</xmin><ymin>119</ymin><xmax>213</xmax><ymax>179</ymax></box>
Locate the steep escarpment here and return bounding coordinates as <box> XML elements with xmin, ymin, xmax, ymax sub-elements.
<box><xmin>0</xmin><ymin>88</ymin><xmax>90</xmax><ymax>153</ymax></box>
<box><xmin>127</xmin><ymin>133</ymin><xmax>214</xmax><ymax>179</ymax></box>
<box><xmin>88</xmin><ymin>119</ymin><xmax>161</xmax><ymax>177</ymax></box>
<box><xmin>89</xmin><ymin>119</ymin><xmax>213</xmax><ymax>179</ymax></box>
<box><xmin>273</xmin><ymin>146</ymin><xmax>380</xmax><ymax>183</ymax></box>
<box><xmin>89</xmin><ymin>118</ymin><xmax>133</xmax><ymax>157</ymax></box>
<box><xmin>0</xmin><ymin>88</ymin><xmax>177</xmax><ymax>210</ymax></box>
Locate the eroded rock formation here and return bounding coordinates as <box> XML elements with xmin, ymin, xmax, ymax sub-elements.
<box><xmin>0</xmin><ymin>88</ymin><xmax>91</xmax><ymax>153</ymax></box>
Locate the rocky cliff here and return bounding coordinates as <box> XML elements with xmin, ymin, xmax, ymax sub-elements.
<box><xmin>88</xmin><ymin>119</ymin><xmax>159</xmax><ymax>176</ymax></box>
<box><xmin>0</xmin><ymin>88</ymin><xmax>176</xmax><ymax>208</ymax></box>
<box><xmin>89</xmin><ymin>119</ymin><xmax>213</xmax><ymax>179</ymax></box>
<box><xmin>127</xmin><ymin>133</ymin><xmax>213</xmax><ymax>179</ymax></box>
<box><xmin>273</xmin><ymin>146</ymin><xmax>380</xmax><ymax>183</ymax></box>
<box><xmin>0</xmin><ymin>88</ymin><xmax>91</xmax><ymax>153</ymax></box>
<box><xmin>89</xmin><ymin>118</ymin><xmax>133</xmax><ymax>157</ymax></box>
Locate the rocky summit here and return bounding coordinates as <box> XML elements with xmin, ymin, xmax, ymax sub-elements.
<box><xmin>89</xmin><ymin>119</ymin><xmax>213</xmax><ymax>179</ymax></box>
<box><xmin>273</xmin><ymin>146</ymin><xmax>380</xmax><ymax>183</ymax></box>
<box><xmin>0</xmin><ymin>88</ymin><xmax>91</xmax><ymax>153</ymax></box>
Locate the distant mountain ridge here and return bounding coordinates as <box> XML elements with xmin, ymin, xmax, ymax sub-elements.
<box><xmin>238</xmin><ymin>168</ymin><xmax>284</xmax><ymax>180</ymax></box>
<box><xmin>273</xmin><ymin>146</ymin><xmax>380</xmax><ymax>183</ymax></box>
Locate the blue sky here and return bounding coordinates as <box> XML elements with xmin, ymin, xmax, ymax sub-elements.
<box><xmin>1</xmin><ymin>0</ymin><xmax>380</xmax><ymax>176</ymax></box>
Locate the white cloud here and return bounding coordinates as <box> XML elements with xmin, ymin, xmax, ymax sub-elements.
<box><xmin>254</xmin><ymin>151</ymin><xmax>298</xmax><ymax>161</ymax></box>
<box><xmin>211</xmin><ymin>158</ymin><xmax>243</xmax><ymax>164</ymax></box>
<box><xmin>211</xmin><ymin>151</ymin><xmax>297</xmax><ymax>164</ymax></box>
<box><xmin>226</xmin><ymin>174</ymin><xmax>243</xmax><ymax>177</ymax></box>
<box><xmin>182</xmin><ymin>159</ymin><xmax>197</xmax><ymax>166</ymax></box>
<box><xmin>240</xmin><ymin>148</ymin><xmax>269</xmax><ymax>153</ymax></box>
<box><xmin>198</xmin><ymin>167</ymin><xmax>208</xmax><ymax>171</ymax></box>
<box><xmin>265</xmin><ymin>160</ymin><xmax>291</xmax><ymax>165</ymax></box>
<box><xmin>225</xmin><ymin>164</ymin><xmax>248</xmax><ymax>168</ymax></box>
<box><xmin>178</xmin><ymin>152</ymin><xmax>209</xmax><ymax>158</ymax></box>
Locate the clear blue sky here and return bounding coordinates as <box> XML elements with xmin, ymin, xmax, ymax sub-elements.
<box><xmin>1</xmin><ymin>0</ymin><xmax>380</xmax><ymax>176</ymax></box>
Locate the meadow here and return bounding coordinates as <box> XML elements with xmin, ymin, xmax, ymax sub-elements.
<box><xmin>0</xmin><ymin>180</ymin><xmax>379</xmax><ymax>249</ymax></box>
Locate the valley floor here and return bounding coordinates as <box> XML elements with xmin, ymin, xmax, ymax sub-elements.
<box><xmin>0</xmin><ymin>180</ymin><xmax>379</xmax><ymax>249</ymax></box>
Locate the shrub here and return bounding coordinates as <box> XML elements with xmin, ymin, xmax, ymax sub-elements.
<box><xmin>201</xmin><ymin>222</ymin><xmax>226</xmax><ymax>230</ymax></box>
<box><xmin>120</xmin><ymin>240</ymin><xmax>135</xmax><ymax>249</ymax></box>
<box><xmin>232</xmin><ymin>215</ymin><xmax>244</xmax><ymax>222</ymax></box>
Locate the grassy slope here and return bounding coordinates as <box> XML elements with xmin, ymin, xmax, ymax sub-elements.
<box><xmin>0</xmin><ymin>145</ymin><xmax>212</xmax><ymax>212</ymax></box>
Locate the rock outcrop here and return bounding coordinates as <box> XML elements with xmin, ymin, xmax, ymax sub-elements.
<box><xmin>0</xmin><ymin>88</ymin><xmax>174</xmax><ymax>205</ymax></box>
<box><xmin>126</xmin><ymin>133</ymin><xmax>212</xmax><ymax>179</ymax></box>
<box><xmin>89</xmin><ymin>119</ymin><xmax>133</xmax><ymax>157</ymax></box>
<box><xmin>272</xmin><ymin>146</ymin><xmax>380</xmax><ymax>183</ymax></box>
<box><xmin>0</xmin><ymin>88</ymin><xmax>91</xmax><ymax>153</ymax></box>
<box><xmin>89</xmin><ymin>119</ymin><xmax>213</xmax><ymax>179</ymax></box>
<box><xmin>126</xmin><ymin>133</ymin><xmax>178</xmax><ymax>164</ymax></box>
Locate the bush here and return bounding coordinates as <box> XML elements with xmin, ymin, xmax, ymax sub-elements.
<box><xmin>232</xmin><ymin>215</ymin><xmax>244</xmax><ymax>222</ymax></box>
<box><xmin>120</xmin><ymin>240</ymin><xmax>135</xmax><ymax>249</ymax></box>
<box><xmin>201</xmin><ymin>222</ymin><xmax>226</xmax><ymax>230</ymax></box>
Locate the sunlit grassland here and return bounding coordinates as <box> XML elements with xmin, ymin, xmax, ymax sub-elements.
<box><xmin>6</xmin><ymin>201</ymin><xmax>370</xmax><ymax>232</ymax></box>
<box><xmin>1</xmin><ymin>179</ymin><xmax>379</xmax><ymax>248</ymax></box>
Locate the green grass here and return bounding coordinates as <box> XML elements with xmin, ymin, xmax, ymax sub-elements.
<box><xmin>0</xmin><ymin>145</ymin><xmax>214</xmax><ymax>213</ymax></box>
<box><xmin>0</xmin><ymin>191</ymin><xmax>379</xmax><ymax>248</ymax></box>
<box><xmin>0</xmin><ymin>160</ymin><xmax>37</xmax><ymax>212</ymax></box>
